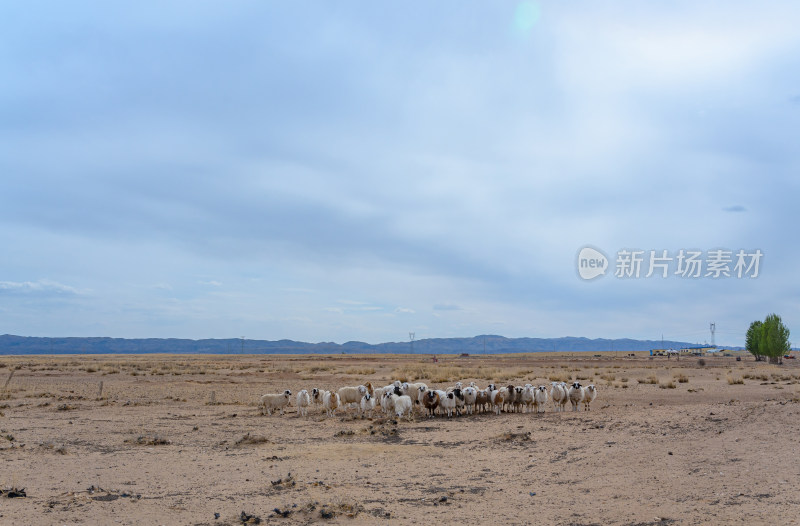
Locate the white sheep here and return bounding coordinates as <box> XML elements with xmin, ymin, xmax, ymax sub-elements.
<box><xmin>550</xmin><ymin>382</ymin><xmax>569</xmax><ymax>412</ymax></box>
<box><xmin>259</xmin><ymin>390</ymin><xmax>292</xmax><ymax>416</ymax></box>
<box><xmin>360</xmin><ymin>393</ymin><xmax>376</xmax><ymax>417</ymax></box>
<box><xmin>533</xmin><ymin>385</ymin><xmax>549</xmax><ymax>413</ymax></box>
<box><xmin>439</xmin><ymin>391</ymin><xmax>457</xmax><ymax>417</ymax></box>
<box><xmin>391</xmin><ymin>394</ymin><xmax>413</xmax><ymax>420</ymax></box>
<box><xmin>521</xmin><ymin>385</ymin><xmax>535</xmax><ymax>413</ymax></box>
<box><xmin>463</xmin><ymin>386</ymin><xmax>478</xmax><ymax>415</ymax></box>
<box><xmin>296</xmin><ymin>389</ymin><xmax>311</xmax><ymax>417</ymax></box>
<box><xmin>323</xmin><ymin>390</ymin><xmax>340</xmax><ymax>417</ymax></box>
<box><xmin>381</xmin><ymin>390</ymin><xmax>397</xmax><ymax>414</ymax></box>
<box><xmin>401</xmin><ymin>382</ymin><xmax>428</xmax><ymax>413</ymax></box>
<box><xmin>338</xmin><ymin>385</ymin><xmax>365</xmax><ymax>412</ymax></box>
<box><xmin>568</xmin><ymin>381</ymin><xmax>585</xmax><ymax>412</ymax></box>
<box><xmin>582</xmin><ymin>384</ymin><xmax>597</xmax><ymax>411</ymax></box>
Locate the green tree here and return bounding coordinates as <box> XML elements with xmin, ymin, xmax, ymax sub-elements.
<box><xmin>760</xmin><ymin>313</ymin><xmax>791</xmax><ymax>365</ymax></box>
<box><xmin>745</xmin><ymin>320</ymin><xmax>764</xmax><ymax>361</ymax></box>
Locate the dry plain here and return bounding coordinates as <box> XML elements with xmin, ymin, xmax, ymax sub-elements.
<box><xmin>1</xmin><ymin>352</ymin><xmax>799</xmax><ymax>525</ymax></box>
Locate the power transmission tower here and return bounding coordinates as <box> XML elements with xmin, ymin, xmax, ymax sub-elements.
<box><xmin>710</xmin><ymin>323</ymin><xmax>716</xmax><ymax>348</ymax></box>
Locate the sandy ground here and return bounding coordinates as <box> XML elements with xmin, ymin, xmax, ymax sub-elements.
<box><xmin>1</xmin><ymin>352</ymin><xmax>799</xmax><ymax>525</ymax></box>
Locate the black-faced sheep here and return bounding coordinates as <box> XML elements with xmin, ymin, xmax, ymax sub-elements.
<box><xmin>568</xmin><ymin>381</ymin><xmax>585</xmax><ymax>412</ymax></box>
<box><xmin>533</xmin><ymin>385</ymin><xmax>548</xmax><ymax>413</ymax></box>
<box><xmin>422</xmin><ymin>390</ymin><xmax>440</xmax><ymax>418</ymax></box>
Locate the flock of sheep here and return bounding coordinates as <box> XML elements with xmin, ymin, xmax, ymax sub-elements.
<box><xmin>259</xmin><ymin>380</ymin><xmax>598</xmax><ymax>420</ymax></box>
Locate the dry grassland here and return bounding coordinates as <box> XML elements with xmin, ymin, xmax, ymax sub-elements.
<box><xmin>1</xmin><ymin>352</ymin><xmax>799</xmax><ymax>525</ymax></box>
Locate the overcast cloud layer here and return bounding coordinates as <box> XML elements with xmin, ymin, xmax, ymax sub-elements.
<box><xmin>1</xmin><ymin>1</ymin><xmax>798</xmax><ymax>346</ymax></box>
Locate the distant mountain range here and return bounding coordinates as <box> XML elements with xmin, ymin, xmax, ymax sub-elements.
<box><xmin>0</xmin><ymin>334</ymin><xmax>730</xmax><ymax>355</ymax></box>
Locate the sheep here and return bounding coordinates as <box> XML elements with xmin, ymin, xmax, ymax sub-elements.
<box><xmin>391</xmin><ymin>394</ymin><xmax>414</xmax><ymax>420</ymax></box>
<box><xmin>381</xmin><ymin>390</ymin><xmax>397</xmax><ymax>414</ymax></box>
<box><xmin>452</xmin><ymin>388</ymin><xmax>466</xmax><ymax>416</ymax></box>
<box><xmin>310</xmin><ymin>388</ymin><xmax>323</xmax><ymax>406</ymax></box>
<box><xmin>499</xmin><ymin>385</ymin><xmax>517</xmax><ymax>413</ymax></box>
<box><xmin>373</xmin><ymin>385</ymin><xmax>390</xmax><ymax>405</ymax></box>
<box><xmin>513</xmin><ymin>386</ymin><xmax>524</xmax><ymax>412</ymax></box>
<box><xmin>533</xmin><ymin>385</ymin><xmax>549</xmax><ymax>413</ymax></box>
<box><xmin>322</xmin><ymin>390</ymin><xmax>340</xmax><ymax>417</ymax></box>
<box><xmin>422</xmin><ymin>389</ymin><xmax>440</xmax><ymax>418</ymax></box>
<box><xmin>521</xmin><ymin>385</ymin><xmax>535</xmax><ymax>413</ymax></box>
<box><xmin>550</xmin><ymin>382</ymin><xmax>569</xmax><ymax>412</ymax></box>
<box><xmin>296</xmin><ymin>389</ymin><xmax>311</xmax><ymax>417</ymax></box>
<box><xmin>360</xmin><ymin>393</ymin><xmax>376</xmax><ymax>417</ymax></box>
<box><xmin>401</xmin><ymin>382</ymin><xmax>428</xmax><ymax>413</ymax></box>
<box><xmin>338</xmin><ymin>385</ymin><xmax>366</xmax><ymax>412</ymax></box>
<box><xmin>463</xmin><ymin>386</ymin><xmax>478</xmax><ymax>415</ymax></box>
<box><xmin>582</xmin><ymin>384</ymin><xmax>597</xmax><ymax>411</ymax></box>
<box><xmin>568</xmin><ymin>381</ymin><xmax>585</xmax><ymax>412</ymax></box>
<box><xmin>440</xmin><ymin>391</ymin><xmax>457</xmax><ymax>417</ymax></box>
<box><xmin>489</xmin><ymin>386</ymin><xmax>505</xmax><ymax>415</ymax></box>
<box><xmin>260</xmin><ymin>390</ymin><xmax>292</xmax><ymax>416</ymax></box>
<box><xmin>475</xmin><ymin>389</ymin><xmax>490</xmax><ymax>413</ymax></box>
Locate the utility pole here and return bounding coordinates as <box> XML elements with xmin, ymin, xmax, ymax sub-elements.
<box><xmin>409</xmin><ymin>332</ymin><xmax>415</xmax><ymax>354</ymax></box>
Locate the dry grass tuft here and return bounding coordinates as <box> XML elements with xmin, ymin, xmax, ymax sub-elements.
<box><xmin>498</xmin><ymin>431</ymin><xmax>531</xmax><ymax>442</ymax></box>
<box><xmin>659</xmin><ymin>381</ymin><xmax>677</xmax><ymax>389</ymax></box>
<box><xmin>674</xmin><ymin>374</ymin><xmax>689</xmax><ymax>383</ymax></box>
<box><xmin>235</xmin><ymin>433</ymin><xmax>271</xmax><ymax>446</ymax></box>
<box><xmin>638</xmin><ymin>375</ymin><xmax>658</xmax><ymax>385</ymax></box>
<box><xmin>727</xmin><ymin>375</ymin><xmax>745</xmax><ymax>385</ymax></box>
<box><xmin>126</xmin><ymin>435</ymin><xmax>170</xmax><ymax>446</ymax></box>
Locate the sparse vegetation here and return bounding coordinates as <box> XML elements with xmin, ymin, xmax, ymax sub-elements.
<box><xmin>234</xmin><ymin>433</ymin><xmax>271</xmax><ymax>446</ymax></box>
<box><xmin>130</xmin><ymin>435</ymin><xmax>170</xmax><ymax>446</ymax></box>
<box><xmin>727</xmin><ymin>375</ymin><xmax>745</xmax><ymax>385</ymax></box>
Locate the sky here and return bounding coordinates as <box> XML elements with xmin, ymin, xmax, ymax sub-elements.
<box><xmin>1</xmin><ymin>1</ymin><xmax>799</xmax><ymax>346</ymax></box>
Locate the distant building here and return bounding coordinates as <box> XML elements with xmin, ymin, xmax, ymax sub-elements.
<box><xmin>679</xmin><ymin>346</ymin><xmax>716</xmax><ymax>356</ymax></box>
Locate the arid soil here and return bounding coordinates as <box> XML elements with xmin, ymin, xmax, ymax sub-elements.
<box><xmin>1</xmin><ymin>353</ymin><xmax>799</xmax><ymax>525</ymax></box>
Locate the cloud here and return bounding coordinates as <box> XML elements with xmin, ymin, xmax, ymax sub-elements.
<box><xmin>394</xmin><ymin>307</ymin><xmax>415</xmax><ymax>314</ymax></box>
<box><xmin>0</xmin><ymin>279</ymin><xmax>81</xmax><ymax>296</ymax></box>
<box><xmin>0</xmin><ymin>2</ymin><xmax>797</xmax><ymax>343</ymax></box>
